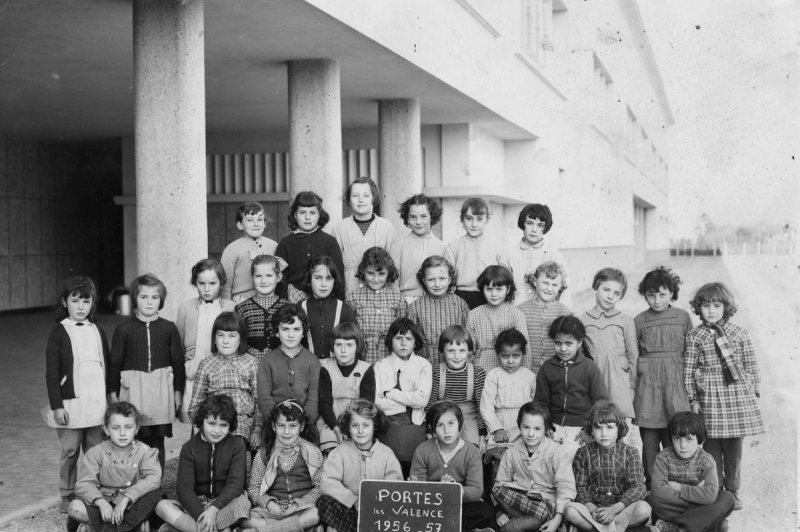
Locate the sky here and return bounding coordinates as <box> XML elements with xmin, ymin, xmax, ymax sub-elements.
<box><xmin>637</xmin><ymin>0</ymin><xmax>799</xmax><ymax>238</ymax></box>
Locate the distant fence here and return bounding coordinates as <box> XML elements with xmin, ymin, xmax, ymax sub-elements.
<box><xmin>671</xmin><ymin>240</ymin><xmax>796</xmax><ymax>257</ymax></box>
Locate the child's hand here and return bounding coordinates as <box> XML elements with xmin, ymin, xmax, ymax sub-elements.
<box><xmin>440</xmin><ymin>474</ymin><xmax>455</xmax><ymax>483</ymax></box>
<box><xmin>174</xmin><ymin>391</ymin><xmax>182</xmax><ymax>414</ymax></box>
<box><xmin>408</xmin><ymin>475</ymin><xmax>418</xmax><ymax>482</ymax></box>
<box><xmin>266</xmin><ymin>501</ymin><xmax>284</xmax><ymax>515</ymax></box>
<box><xmin>690</xmin><ymin>403</ymin><xmax>701</xmax><ymax>415</ymax></box>
<box><xmin>478</xmin><ymin>435</ymin><xmax>487</xmax><ymax>454</ymax></box>
<box><xmin>96</xmin><ymin>499</ymin><xmax>114</xmax><ymax>523</ymax></box>
<box><xmin>54</xmin><ymin>408</ymin><xmax>69</xmax><ymax>425</ymax></box>
<box><xmin>493</xmin><ymin>429</ymin><xmax>509</xmax><ymax>444</ymax></box>
<box><xmin>496</xmin><ymin>512</ymin><xmax>510</xmax><ymax>527</ymax></box>
<box><xmin>197</xmin><ymin>506</ymin><xmax>219</xmax><ymax>532</ymax></box>
<box><xmin>334</xmin><ymin>427</ymin><xmax>344</xmax><ymax>444</ymax></box>
<box><xmin>250</xmin><ymin>430</ymin><xmax>262</xmax><ymax>450</ymax></box>
<box><xmin>584</xmin><ymin>502</ymin><xmax>598</xmax><ymax>514</ymax></box>
<box><xmin>284</xmin><ymin>502</ymin><xmax>299</xmax><ymax>515</ymax></box>
<box><xmin>109</xmin><ymin>392</ymin><xmax>119</xmax><ymax>404</ymax></box>
<box><xmin>667</xmin><ymin>481</ymin><xmax>683</xmax><ymax>492</ymax></box>
<box><xmin>593</xmin><ymin>506</ymin><xmax>615</xmax><ymax>524</ymax></box>
<box><xmin>112</xmin><ymin>496</ymin><xmax>129</xmax><ymax>525</ymax></box>
<box><xmin>539</xmin><ymin>512</ymin><xmax>562</xmax><ymax>532</ymax></box>
<box><xmin>697</xmin><ymin>480</ymin><xmax>705</xmax><ymax>487</ymax></box>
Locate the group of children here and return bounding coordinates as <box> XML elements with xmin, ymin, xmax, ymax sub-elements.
<box><xmin>44</xmin><ymin>179</ymin><xmax>764</xmax><ymax>532</ymax></box>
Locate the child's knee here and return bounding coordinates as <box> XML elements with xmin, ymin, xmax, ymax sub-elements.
<box><xmin>154</xmin><ymin>499</ymin><xmax>176</xmax><ymax>517</ymax></box>
<box><xmin>67</xmin><ymin>499</ymin><xmax>87</xmax><ymax>520</ymax></box>
<box><xmin>716</xmin><ymin>490</ymin><xmax>736</xmax><ymax>511</ymax></box>
<box><xmin>630</xmin><ymin>500</ymin><xmax>652</xmax><ymax>521</ymax></box>
<box><xmin>301</xmin><ymin>507</ymin><xmax>320</xmax><ymax>526</ymax></box>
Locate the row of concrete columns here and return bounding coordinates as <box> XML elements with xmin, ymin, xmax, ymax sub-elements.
<box><xmin>132</xmin><ymin>0</ymin><xmax>423</xmax><ymax>317</ymax></box>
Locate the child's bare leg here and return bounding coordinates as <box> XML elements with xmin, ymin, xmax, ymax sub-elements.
<box><xmin>156</xmin><ymin>499</ymin><xmax>200</xmax><ymax>532</ymax></box>
<box><xmin>240</xmin><ymin>511</ymin><xmax>269</xmax><ymax>528</ymax></box>
<box><xmin>614</xmin><ymin>500</ymin><xmax>652</xmax><ymax>530</ymax></box>
<box><xmin>136</xmin><ymin>520</ymin><xmax>151</xmax><ymax>532</ymax></box>
<box><xmin>297</xmin><ymin>507</ymin><xmax>319</xmax><ymax>528</ymax></box>
<box><xmin>67</xmin><ymin>499</ymin><xmax>91</xmax><ymax>523</ymax></box>
<box><xmin>563</xmin><ymin>506</ymin><xmax>593</xmax><ymax>531</ymax></box>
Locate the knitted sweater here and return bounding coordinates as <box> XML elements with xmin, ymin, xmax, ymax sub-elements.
<box><xmin>650</xmin><ymin>447</ymin><xmax>719</xmax><ymax>505</ymax></box>
<box><xmin>275</xmin><ymin>229</ymin><xmax>346</xmax><ymax>300</ymax></box>
<box><xmin>75</xmin><ymin>440</ymin><xmax>161</xmax><ymax>505</ymax></box>
<box><xmin>109</xmin><ymin>316</ymin><xmax>185</xmax><ymax>394</ymax></box>
<box><xmin>177</xmin><ymin>432</ymin><xmax>248</xmax><ymax>519</ymax></box>
<box><xmin>533</xmin><ymin>352</ymin><xmax>608</xmax><ymax>427</ymax></box>
<box><xmin>46</xmin><ymin>322</ymin><xmax>110</xmax><ymax>409</ymax></box>
<box><xmin>220</xmin><ymin>236</ymin><xmax>278</xmax><ymax>300</ymax></box>
<box><xmin>321</xmin><ymin>440</ymin><xmax>403</xmax><ymax>508</ymax></box>
<box><xmin>257</xmin><ymin>347</ymin><xmax>321</xmax><ymax>424</ymax></box>
<box><xmin>410</xmin><ymin>438</ymin><xmax>484</xmax><ymax>502</ymax></box>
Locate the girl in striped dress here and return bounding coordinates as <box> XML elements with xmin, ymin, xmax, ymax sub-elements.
<box><xmin>685</xmin><ymin>282</ymin><xmax>764</xmax><ymax>511</ymax></box>
<box><xmin>330</xmin><ymin>177</ymin><xmax>398</xmax><ymax>296</ymax></box>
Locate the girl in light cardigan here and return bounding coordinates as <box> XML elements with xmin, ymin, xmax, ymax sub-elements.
<box><xmin>318</xmin><ymin>399</ymin><xmax>403</xmax><ymax>532</ymax></box>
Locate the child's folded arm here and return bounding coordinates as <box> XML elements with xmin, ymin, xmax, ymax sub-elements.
<box><xmin>462</xmin><ymin>445</ymin><xmax>484</xmax><ymax>503</ymax></box>
<box><xmin>618</xmin><ymin>445</ymin><xmax>647</xmax><ymax>507</ymax></box>
<box><xmin>649</xmin><ymin>454</ymin><xmax>681</xmax><ymax>501</ymax></box>
<box><xmin>387</xmin><ymin>363</ymin><xmax>431</xmax><ymax>409</ymax></box>
<box><xmin>74</xmin><ymin>447</ymin><xmax>105</xmax><ymax>504</ymax></box>
<box><xmin>679</xmin><ymin>457</ymin><xmax>718</xmax><ymax>505</ymax></box>
<box><xmin>176</xmin><ymin>442</ymin><xmax>204</xmax><ymax>518</ymax></box>
<box><xmin>409</xmin><ymin>448</ymin><xmax>429</xmax><ymax>482</ymax></box>
<box><xmin>552</xmin><ymin>446</ymin><xmax>577</xmax><ymax>514</ymax></box>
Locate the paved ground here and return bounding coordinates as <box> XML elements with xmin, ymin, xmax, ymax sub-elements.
<box><xmin>0</xmin><ymin>256</ymin><xmax>795</xmax><ymax>531</ymax></box>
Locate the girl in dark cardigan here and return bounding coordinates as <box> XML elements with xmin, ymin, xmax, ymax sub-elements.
<box><xmin>44</xmin><ymin>276</ymin><xmax>110</xmax><ymax>513</ymax></box>
<box><xmin>156</xmin><ymin>394</ymin><xmax>251</xmax><ymax>532</ymax></box>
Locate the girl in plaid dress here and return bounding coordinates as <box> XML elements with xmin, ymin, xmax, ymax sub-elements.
<box><xmin>156</xmin><ymin>395</ymin><xmax>251</xmax><ymax>532</ymax></box>
<box><xmin>406</xmin><ymin>255</ymin><xmax>470</xmax><ymax>365</ymax></box>
<box><xmin>242</xmin><ymin>401</ymin><xmax>323</xmax><ymax>532</ymax></box>
<box><xmin>318</xmin><ymin>399</ymin><xmax>403</xmax><ymax>532</ymax></box>
<box><xmin>346</xmin><ymin>247</ymin><xmax>407</xmax><ymax>364</ymax></box>
<box><xmin>685</xmin><ymin>283</ymin><xmax>764</xmax><ymax>510</ymax></box>
<box><xmin>492</xmin><ymin>401</ymin><xmax>575</xmax><ymax>532</ymax></box>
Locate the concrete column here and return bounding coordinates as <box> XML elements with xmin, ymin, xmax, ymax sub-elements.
<box><xmin>133</xmin><ymin>0</ymin><xmax>207</xmax><ymax>320</ymax></box>
<box><xmin>378</xmin><ymin>98</ymin><xmax>422</xmax><ymax>231</ymax></box>
<box><xmin>288</xmin><ymin>59</ymin><xmax>343</xmax><ymax>224</ymax></box>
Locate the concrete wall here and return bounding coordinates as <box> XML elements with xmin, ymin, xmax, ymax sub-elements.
<box><xmin>0</xmin><ymin>135</ymin><xmax>123</xmax><ymax>312</ymax></box>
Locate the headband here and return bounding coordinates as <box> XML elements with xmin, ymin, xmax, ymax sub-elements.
<box><xmin>278</xmin><ymin>400</ymin><xmax>304</xmax><ymax>413</ymax></box>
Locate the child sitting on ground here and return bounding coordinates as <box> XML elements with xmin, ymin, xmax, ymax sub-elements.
<box><xmin>220</xmin><ymin>202</ymin><xmax>279</xmax><ymax>303</ymax></box>
<box><xmin>517</xmin><ymin>261</ymin><xmax>571</xmax><ymax>374</ymax></box>
<box><xmin>645</xmin><ymin>412</ymin><xmax>735</xmax><ymax>532</ymax></box>
<box><xmin>410</xmin><ymin>400</ymin><xmax>494</xmax><ymax>532</ymax></box>
<box><xmin>318</xmin><ymin>399</ymin><xmax>403</xmax><ymax>532</ymax></box>
<box><xmin>68</xmin><ymin>402</ymin><xmax>162</xmax><ymax>532</ymax></box>
<box><xmin>564</xmin><ymin>401</ymin><xmax>654</xmax><ymax>532</ymax></box>
<box><xmin>156</xmin><ymin>394</ymin><xmax>250</xmax><ymax>532</ymax></box>
<box><xmin>492</xmin><ymin>401</ymin><xmax>575</xmax><ymax>532</ymax></box>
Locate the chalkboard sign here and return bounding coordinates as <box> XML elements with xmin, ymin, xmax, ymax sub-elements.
<box><xmin>358</xmin><ymin>480</ymin><xmax>462</xmax><ymax>532</ymax></box>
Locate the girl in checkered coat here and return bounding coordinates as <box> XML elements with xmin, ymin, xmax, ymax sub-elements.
<box><xmin>684</xmin><ymin>282</ymin><xmax>764</xmax><ymax>511</ymax></box>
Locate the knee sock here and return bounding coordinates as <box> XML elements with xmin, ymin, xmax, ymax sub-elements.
<box><xmin>173</xmin><ymin>513</ymin><xmax>199</xmax><ymax>532</ymax></box>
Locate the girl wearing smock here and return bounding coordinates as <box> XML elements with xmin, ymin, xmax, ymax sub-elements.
<box><xmin>318</xmin><ymin>322</ymin><xmax>376</xmax><ymax>454</ymax></box>
<box><xmin>633</xmin><ymin>267</ymin><xmax>694</xmax><ymax>489</ymax></box>
<box><xmin>44</xmin><ymin>276</ymin><xmax>109</xmax><ymax>513</ymax></box>
<box><xmin>425</xmin><ymin>325</ymin><xmax>487</xmax><ymax>451</ymax></box>
<box><xmin>176</xmin><ymin>259</ymin><xmax>236</xmax><ymax>424</ymax></box>
<box><xmin>330</xmin><ymin>177</ymin><xmax>398</xmax><ymax>296</ymax></box>
<box><xmin>109</xmin><ymin>274</ymin><xmax>184</xmax><ymax>470</ymax></box>
<box><xmin>298</xmin><ymin>256</ymin><xmax>355</xmax><ymax>358</ymax></box>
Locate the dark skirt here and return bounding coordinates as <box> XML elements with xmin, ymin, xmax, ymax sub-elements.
<box><xmin>85</xmin><ymin>489</ymin><xmax>163</xmax><ymax>532</ymax></box>
<box><xmin>377</xmin><ymin>413</ymin><xmax>427</xmax><ymax>462</ymax></box>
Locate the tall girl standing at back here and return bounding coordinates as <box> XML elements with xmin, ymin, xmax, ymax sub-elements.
<box><xmin>685</xmin><ymin>282</ymin><xmax>764</xmax><ymax>511</ymax></box>
<box><xmin>109</xmin><ymin>274</ymin><xmax>185</xmax><ymax>470</ymax></box>
<box><xmin>331</xmin><ymin>177</ymin><xmax>398</xmax><ymax>296</ymax></box>
<box><xmin>44</xmin><ymin>276</ymin><xmax>110</xmax><ymax>513</ymax></box>
<box><xmin>444</xmin><ymin>198</ymin><xmax>510</xmax><ymax>310</ymax></box>
<box><xmin>175</xmin><ymin>259</ymin><xmax>235</xmax><ymax>423</ymax></box>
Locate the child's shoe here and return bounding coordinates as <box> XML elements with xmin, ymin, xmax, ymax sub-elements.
<box><xmin>77</xmin><ymin>524</ymin><xmax>94</xmax><ymax>532</ymax></box>
<box><xmin>59</xmin><ymin>492</ymin><xmax>76</xmax><ymax>513</ymax></box>
<box><xmin>158</xmin><ymin>524</ymin><xmax>178</xmax><ymax>532</ymax></box>
<box><xmin>728</xmin><ymin>490</ymin><xmax>743</xmax><ymax>510</ymax></box>
<box><xmin>654</xmin><ymin>520</ymin><xmax>684</xmax><ymax>532</ymax></box>
<box><xmin>625</xmin><ymin>526</ymin><xmax>659</xmax><ymax>532</ymax></box>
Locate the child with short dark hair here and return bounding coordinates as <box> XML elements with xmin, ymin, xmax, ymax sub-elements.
<box><xmin>481</xmin><ymin>328</ymin><xmax>536</xmax><ymax>454</ymax></box>
<box><xmin>492</xmin><ymin>401</ymin><xmax>575</xmax><ymax>532</ymax></box>
<box><xmin>318</xmin><ymin>399</ymin><xmax>403</xmax><ymax>532</ymax></box>
<box><xmin>374</xmin><ymin>318</ymin><xmax>432</xmax><ymax>476</ymax></box>
<box><xmin>564</xmin><ymin>401</ymin><xmax>654</xmax><ymax>532</ymax></box>
<box><xmin>534</xmin><ymin>316</ymin><xmax>609</xmax><ymax>460</ymax></box>
<box><xmin>425</xmin><ymin>325</ymin><xmax>487</xmax><ymax>451</ymax></box>
<box><xmin>68</xmin><ymin>402</ymin><xmax>162</xmax><ymax>532</ymax></box>
<box><xmin>508</xmin><ymin>203</ymin><xmax>571</xmax><ymax>307</ymax></box>
<box><xmin>176</xmin><ymin>259</ymin><xmax>236</xmax><ymax>423</ymax></box>
<box><xmin>317</xmin><ymin>322</ymin><xmax>376</xmax><ymax>453</ymax></box>
<box><xmin>109</xmin><ymin>273</ymin><xmax>184</xmax><ymax>470</ymax></box>
<box><xmin>331</xmin><ymin>177</ymin><xmax>399</xmax><ymax>295</ymax></box>
<box><xmin>220</xmin><ymin>202</ymin><xmax>279</xmax><ymax>303</ymax></box>
<box><xmin>410</xmin><ymin>400</ymin><xmax>494</xmax><ymax>532</ymax></box>
<box><xmin>346</xmin><ymin>247</ymin><xmax>407</xmax><ymax>364</ymax></box>
<box><xmin>467</xmin><ymin>265</ymin><xmax>529</xmax><ymax>371</ymax></box>
<box><xmin>517</xmin><ymin>261</ymin><xmax>571</xmax><ymax>374</ymax></box>
<box><xmin>242</xmin><ymin>401</ymin><xmax>323</xmax><ymax>532</ymax></box>
<box><xmin>257</xmin><ymin>304</ymin><xmax>321</xmax><ymax>427</ymax></box>
<box><xmin>156</xmin><ymin>394</ymin><xmax>251</xmax><ymax>532</ymax></box>
<box><xmin>580</xmin><ymin>268</ymin><xmax>640</xmax><ymax>449</ymax></box>
<box><xmin>276</xmin><ymin>191</ymin><xmax>346</xmax><ymax>301</ymax></box>
<box><xmin>685</xmin><ymin>282</ymin><xmax>763</xmax><ymax>511</ymax></box>
<box><xmin>444</xmin><ymin>197</ymin><xmax>511</xmax><ymax>309</ymax></box>
<box><xmin>390</xmin><ymin>194</ymin><xmax>446</xmax><ymax>303</ymax></box>
<box><xmin>235</xmin><ymin>255</ymin><xmax>291</xmax><ymax>362</ymax></box>
<box><xmin>645</xmin><ymin>412</ymin><xmax>736</xmax><ymax>532</ymax></box>
<box><xmin>44</xmin><ymin>276</ymin><xmax>109</xmax><ymax>513</ymax></box>
<box><xmin>407</xmin><ymin>255</ymin><xmax>470</xmax><ymax>364</ymax></box>
<box><xmin>188</xmin><ymin>312</ymin><xmax>261</xmax><ymax>451</ymax></box>
<box><xmin>634</xmin><ymin>266</ymin><xmax>694</xmax><ymax>489</ymax></box>
<box><xmin>299</xmin><ymin>256</ymin><xmax>355</xmax><ymax>358</ymax></box>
